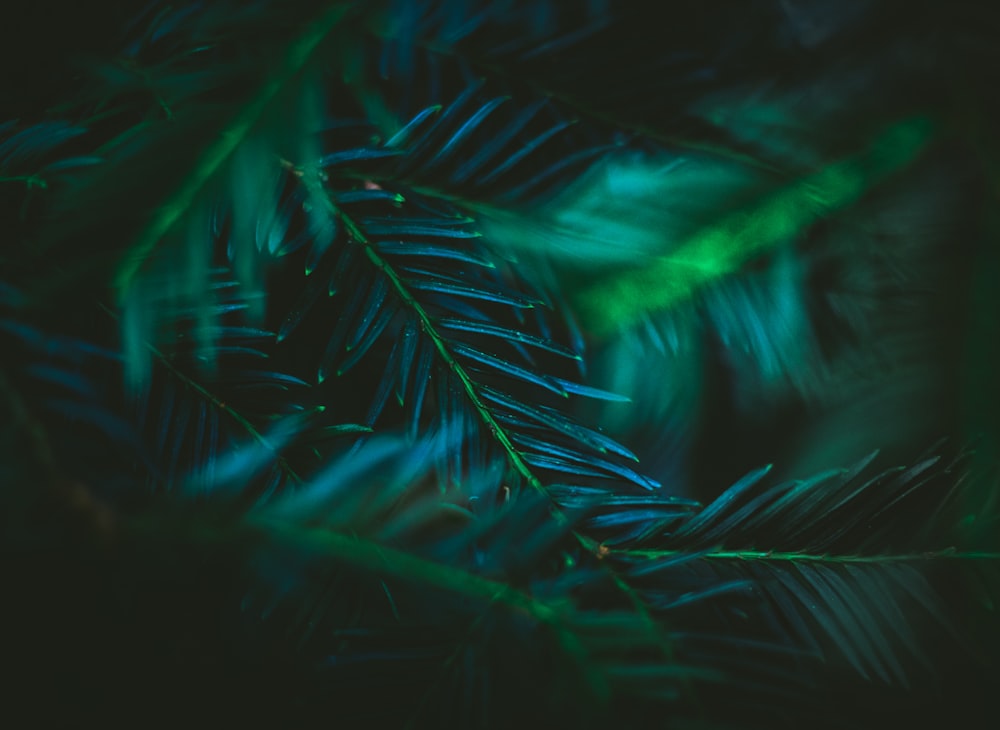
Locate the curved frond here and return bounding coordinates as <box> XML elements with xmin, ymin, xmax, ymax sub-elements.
<box><xmin>594</xmin><ymin>449</ymin><xmax>994</xmax><ymax>692</ymax></box>
<box><xmin>3</xmin><ymin>2</ymin><xmax>999</xmax><ymax>728</ymax></box>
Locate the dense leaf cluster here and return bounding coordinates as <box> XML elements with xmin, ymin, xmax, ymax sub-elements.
<box><xmin>2</xmin><ymin>2</ymin><xmax>1000</xmax><ymax>727</ymax></box>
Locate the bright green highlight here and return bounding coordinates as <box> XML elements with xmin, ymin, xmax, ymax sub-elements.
<box><xmin>575</xmin><ymin>117</ymin><xmax>934</xmax><ymax>336</ymax></box>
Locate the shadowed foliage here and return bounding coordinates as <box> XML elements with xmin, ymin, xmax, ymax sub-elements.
<box><xmin>2</xmin><ymin>2</ymin><xmax>1000</xmax><ymax>728</ymax></box>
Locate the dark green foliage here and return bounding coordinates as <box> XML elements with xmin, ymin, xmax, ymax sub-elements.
<box><xmin>3</xmin><ymin>2</ymin><xmax>1000</xmax><ymax>728</ymax></box>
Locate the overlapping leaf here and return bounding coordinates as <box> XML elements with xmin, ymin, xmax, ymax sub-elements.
<box><xmin>204</xmin><ymin>104</ymin><xmax>659</xmax><ymax>500</ymax></box>
<box><xmin>236</xmin><ymin>433</ymin><xmax>719</xmax><ymax>728</ymax></box>
<box><xmin>2</xmin><ymin>2</ymin><xmax>998</xmax><ymax>729</ymax></box>
<box><xmin>592</xmin><ymin>448</ymin><xmax>992</xmax><ymax>691</ymax></box>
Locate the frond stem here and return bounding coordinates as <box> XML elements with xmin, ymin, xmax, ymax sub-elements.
<box><xmin>297</xmin><ymin>171</ymin><xmax>680</xmax><ymax>680</ymax></box>
<box><xmin>608</xmin><ymin>547</ymin><xmax>1000</xmax><ymax>563</ymax></box>
<box><xmin>250</xmin><ymin>516</ymin><xmax>565</xmax><ymax>622</ymax></box>
<box><xmin>300</xmin><ymin>170</ymin><xmax>550</xmax><ymax>501</ymax></box>
<box><xmin>150</xmin><ymin>343</ymin><xmax>303</xmax><ymax>486</ymax></box>
<box><xmin>101</xmin><ymin>302</ymin><xmax>302</xmax><ymax>486</ymax></box>
<box><xmin>114</xmin><ymin>1</ymin><xmax>356</xmax><ymax>300</ymax></box>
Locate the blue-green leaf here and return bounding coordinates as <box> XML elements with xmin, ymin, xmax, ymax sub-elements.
<box><xmin>451</xmin><ymin>342</ymin><xmax>566</xmax><ymax>396</ymax></box>
<box><xmin>437</xmin><ymin>318</ymin><xmax>579</xmax><ymax>358</ymax></box>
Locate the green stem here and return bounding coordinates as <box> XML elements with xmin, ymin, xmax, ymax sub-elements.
<box><xmin>250</xmin><ymin>516</ymin><xmax>563</xmax><ymax>622</ymax></box>
<box><xmin>151</xmin><ymin>344</ymin><xmax>303</xmax><ymax>486</ymax></box>
<box><xmin>299</xmin><ymin>171</ymin><xmax>549</xmax><ymax>499</ymax></box>
<box><xmin>608</xmin><ymin>547</ymin><xmax>1000</xmax><ymax>563</ymax></box>
<box><xmin>114</xmin><ymin>1</ymin><xmax>356</xmax><ymax>300</ymax></box>
<box><xmin>574</xmin><ymin>116</ymin><xmax>935</xmax><ymax>336</ymax></box>
<box><xmin>0</xmin><ymin>175</ymin><xmax>47</xmax><ymax>189</ymax></box>
<box><xmin>297</xmin><ymin>171</ymin><xmax>679</xmax><ymax>678</ymax></box>
<box><xmin>256</xmin><ymin>514</ymin><xmax>613</xmax><ymax>703</ymax></box>
<box><xmin>100</xmin><ymin>302</ymin><xmax>302</xmax><ymax>486</ymax></box>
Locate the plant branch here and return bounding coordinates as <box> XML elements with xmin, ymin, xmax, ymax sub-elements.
<box><xmin>296</xmin><ymin>167</ymin><xmax>549</xmax><ymax>498</ymax></box>
<box><xmin>113</xmin><ymin>1</ymin><xmax>356</xmax><ymax>301</ymax></box>
<box><xmin>294</xmin><ymin>169</ymin><xmax>681</xmax><ymax>683</ymax></box>
<box><xmin>608</xmin><ymin>547</ymin><xmax>1000</xmax><ymax>564</ymax></box>
<box><xmin>100</xmin><ymin>302</ymin><xmax>303</xmax><ymax>486</ymax></box>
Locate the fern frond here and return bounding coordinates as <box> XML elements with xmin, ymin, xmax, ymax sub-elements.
<box><xmin>3</xmin><ymin>2</ymin><xmax>999</xmax><ymax>728</ymax></box>
<box><xmin>594</xmin><ymin>448</ymin><xmax>995</xmax><ymax>693</ymax></box>
<box><xmin>195</xmin><ymin>107</ymin><xmax>656</xmax><ymax>503</ymax></box>
<box><xmin>188</xmin><ymin>434</ymin><xmax>710</xmax><ymax>727</ymax></box>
